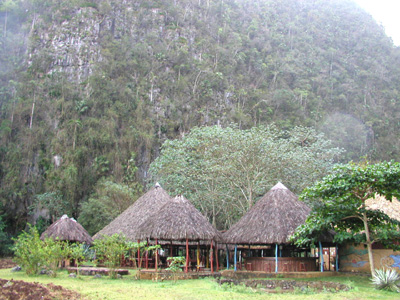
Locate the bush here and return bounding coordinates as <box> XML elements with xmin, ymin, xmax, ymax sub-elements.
<box><xmin>12</xmin><ymin>225</ymin><xmax>69</xmax><ymax>276</ymax></box>
<box><xmin>0</xmin><ymin>215</ymin><xmax>13</xmax><ymax>257</ymax></box>
<box><xmin>93</xmin><ymin>234</ymin><xmax>127</xmax><ymax>278</ymax></box>
<box><xmin>12</xmin><ymin>225</ymin><xmax>45</xmax><ymax>275</ymax></box>
<box><xmin>371</xmin><ymin>268</ymin><xmax>400</xmax><ymax>292</ymax></box>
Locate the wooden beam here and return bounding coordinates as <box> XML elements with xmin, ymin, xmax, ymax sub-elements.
<box><xmin>226</xmin><ymin>245</ymin><xmax>230</xmax><ymax>270</ymax></box>
<box><xmin>185</xmin><ymin>238</ymin><xmax>189</xmax><ymax>273</ymax></box>
<box><xmin>137</xmin><ymin>240</ymin><xmax>140</xmax><ymax>269</ymax></box>
<box><xmin>215</xmin><ymin>242</ymin><xmax>219</xmax><ymax>272</ymax></box>
<box><xmin>210</xmin><ymin>240</ymin><xmax>214</xmax><ymax>273</ymax></box>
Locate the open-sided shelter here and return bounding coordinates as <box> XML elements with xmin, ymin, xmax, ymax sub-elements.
<box><xmin>136</xmin><ymin>195</ymin><xmax>223</xmax><ymax>273</ymax></box>
<box><xmin>41</xmin><ymin>214</ymin><xmax>92</xmax><ymax>244</ymax></box>
<box><xmin>223</xmin><ymin>182</ymin><xmax>314</xmax><ymax>272</ymax></box>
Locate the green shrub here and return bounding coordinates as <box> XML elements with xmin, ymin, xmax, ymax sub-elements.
<box><xmin>12</xmin><ymin>225</ymin><xmax>45</xmax><ymax>275</ymax></box>
<box><xmin>93</xmin><ymin>234</ymin><xmax>128</xmax><ymax>278</ymax></box>
<box><xmin>371</xmin><ymin>268</ymin><xmax>400</xmax><ymax>292</ymax></box>
<box><xmin>12</xmin><ymin>225</ymin><xmax>69</xmax><ymax>276</ymax></box>
<box><xmin>41</xmin><ymin>238</ymin><xmax>68</xmax><ymax>277</ymax></box>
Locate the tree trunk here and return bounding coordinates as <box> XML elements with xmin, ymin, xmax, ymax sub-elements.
<box><xmin>362</xmin><ymin>210</ymin><xmax>375</xmax><ymax>275</ymax></box>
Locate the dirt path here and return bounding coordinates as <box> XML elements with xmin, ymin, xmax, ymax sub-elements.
<box><xmin>0</xmin><ymin>258</ymin><xmax>85</xmax><ymax>299</ymax></box>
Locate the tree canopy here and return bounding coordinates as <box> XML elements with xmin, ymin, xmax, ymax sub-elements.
<box><xmin>149</xmin><ymin>124</ymin><xmax>342</xmax><ymax>229</ymax></box>
<box><xmin>292</xmin><ymin>161</ymin><xmax>400</xmax><ymax>275</ymax></box>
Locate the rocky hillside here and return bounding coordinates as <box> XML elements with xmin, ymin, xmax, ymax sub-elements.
<box><xmin>0</xmin><ymin>0</ymin><xmax>400</xmax><ymax>235</ymax></box>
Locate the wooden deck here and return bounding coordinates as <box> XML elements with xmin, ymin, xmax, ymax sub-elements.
<box><xmin>66</xmin><ymin>267</ymin><xmax>130</xmax><ymax>276</ymax></box>
<box><xmin>138</xmin><ymin>269</ymin><xmax>221</xmax><ymax>280</ymax></box>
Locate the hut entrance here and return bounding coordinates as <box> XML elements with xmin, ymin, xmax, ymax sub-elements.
<box><xmin>227</xmin><ymin>244</ymin><xmax>318</xmax><ymax>272</ymax></box>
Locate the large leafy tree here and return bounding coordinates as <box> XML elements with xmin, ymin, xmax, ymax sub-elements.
<box><xmin>293</xmin><ymin>161</ymin><xmax>400</xmax><ymax>275</ymax></box>
<box><xmin>149</xmin><ymin>124</ymin><xmax>342</xmax><ymax>229</ymax></box>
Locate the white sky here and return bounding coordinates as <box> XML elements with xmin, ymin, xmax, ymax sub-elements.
<box><xmin>353</xmin><ymin>0</ymin><xmax>400</xmax><ymax>46</ymax></box>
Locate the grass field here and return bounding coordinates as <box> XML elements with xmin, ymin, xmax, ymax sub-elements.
<box><xmin>1</xmin><ymin>268</ymin><xmax>399</xmax><ymax>300</ymax></box>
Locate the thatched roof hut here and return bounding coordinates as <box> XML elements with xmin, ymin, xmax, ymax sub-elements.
<box><xmin>223</xmin><ymin>182</ymin><xmax>311</xmax><ymax>245</ymax></box>
<box><xmin>93</xmin><ymin>183</ymin><xmax>172</xmax><ymax>241</ymax></box>
<box><xmin>136</xmin><ymin>195</ymin><xmax>222</xmax><ymax>242</ymax></box>
<box><xmin>41</xmin><ymin>215</ymin><xmax>93</xmax><ymax>244</ymax></box>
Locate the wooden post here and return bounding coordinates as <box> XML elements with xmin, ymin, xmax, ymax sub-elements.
<box><xmin>234</xmin><ymin>244</ymin><xmax>237</xmax><ymax>271</ymax></box>
<box><xmin>185</xmin><ymin>238</ymin><xmax>189</xmax><ymax>273</ymax></box>
<box><xmin>170</xmin><ymin>240</ymin><xmax>173</xmax><ymax>258</ymax></box>
<box><xmin>137</xmin><ymin>240</ymin><xmax>140</xmax><ymax>269</ymax></box>
<box><xmin>145</xmin><ymin>250</ymin><xmax>148</xmax><ymax>269</ymax></box>
<box><xmin>319</xmin><ymin>241</ymin><xmax>324</xmax><ymax>272</ymax></box>
<box><xmin>210</xmin><ymin>240</ymin><xmax>214</xmax><ymax>273</ymax></box>
<box><xmin>155</xmin><ymin>239</ymin><xmax>158</xmax><ymax>272</ymax></box>
<box><xmin>215</xmin><ymin>242</ymin><xmax>219</xmax><ymax>272</ymax></box>
<box><xmin>226</xmin><ymin>245</ymin><xmax>229</xmax><ymax>270</ymax></box>
<box><xmin>275</xmin><ymin>244</ymin><xmax>278</xmax><ymax>273</ymax></box>
<box><xmin>335</xmin><ymin>244</ymin><xmax>339</xmax><ymax>272</ymax></box>
<box><xmin>197</xmin><ymin>242</ymin><xmax>200</xmax><ymax>271</ymax></box>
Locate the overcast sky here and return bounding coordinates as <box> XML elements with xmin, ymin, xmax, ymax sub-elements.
<box><xmin>353</xmin><ymin>0</ymin><xmax>400</xmax><ymax>46</ymax></box>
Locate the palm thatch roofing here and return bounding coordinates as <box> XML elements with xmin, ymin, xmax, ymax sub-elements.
<box><xmin>136</xmin><ymin>195</ymin><xmax>223</xmax><ymax>242</ymax></box>
<box><xmin>40</xmin><ymin>215</ymin><xmax>93</xmax><ymax>244</ymax></box>
<box><xmin>366</xmin><ymin>194</ymin><xmax>400</xmax><ymax>221</ymax></box>
<box><xmin>223</xmin><ymin>182</ymin><xmax>311</xmax><ymax>245</ymax></box>
<box><xmin>92</xmin><ymin>183</ymin><xmax>172</xmax><ymax>241</ymax></box>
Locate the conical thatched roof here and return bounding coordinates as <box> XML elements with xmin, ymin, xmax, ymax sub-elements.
<box><xmin>136</xmin><ymin>195</ymin><xmax>222</xmax><ymax>242</ymax></box>
<box><xmin>93</xmin><ymin>183</ymin><xmax>172</xmax><ymax>241</ymax></box>
<box><xmin>41</xmin><ymin>215</ymin><xmax>93</xmax><ymax>244</ymax></box>
<box><xmin>223</xmin><ymin>182</ymin><xmax>311</xmax><ymax>245</ymax></box>
<box><xmin>366</xmin><ymin>194</ymin><xmax>400</xmax><ymax>221</ymax></box>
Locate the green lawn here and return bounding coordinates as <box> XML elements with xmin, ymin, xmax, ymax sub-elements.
<box><xmin>1</xmin><ymin>268</ymin><xmax>399</xmax><ymax>300</ymax></box>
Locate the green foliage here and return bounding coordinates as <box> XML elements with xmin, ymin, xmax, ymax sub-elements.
<box><xmin>371</xmin><ymin>269</ymin><xmax>400</xmax><ymax>292</ymax></box>
<box><xmin>166</xmin><ymin>256</ymin><xmax>185</xmax><ymax>273</ymax></box>
<box><xmin>12</xmin><ymin>225</ymin><xmax>44</xmax><ymax>275</ymax></box>
<box><xmin>292</xmin><ymin>161</ymin><xmax>400</xmax><ymax>274</ymax></box>
<box><xmin>1</xmin><ymin>0</ymin><xmax>400</xmax><ymax>239</ymax></box>
<box><xmin>41</xmin><ymin>238</ymin><xmax>68</xmax><ymax>277</ymax></box>
<box><xmin>78</xmin><ymin>179</ymin><xmax>139</xmax><ymax>235</ymax></box>
<box><xmin>68</xmin><ymin>243</ymin><xmax>86</xmax><ymax>277</ymax></box>
<box><xmin>93</xmin><ymin>234</ymin><xmax>128</xmax><ymax>278</ymax></box>
<box><xmin>30</xmin><ymin>192</ymin><xmax>71</xmax><ymax>223</ymax></box>
<box><xmin>149</xmin><ymin>124</ymin><xmax>341</xmax><ymax>228</ymax></box>
<box><xmin>12</xmin><ymin>225</ymin><xmax>69</xmax><ymax>276</ymax></box>
<box><xmin>0</xmin><ymin>213</ymin><xmax>12</xmax><ymax>257</ymax></box>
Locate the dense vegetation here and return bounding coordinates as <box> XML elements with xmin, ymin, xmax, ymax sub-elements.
<box><xmin>0</xmin><ymin>0</ymin><xmax>400</xmax><ymax>253</ymax></box>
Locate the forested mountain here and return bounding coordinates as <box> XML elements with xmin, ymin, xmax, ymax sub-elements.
<box><xmin>0</xmin><ymin>0</ymin><xmax>400</xmax><ymax>241</ymax></box>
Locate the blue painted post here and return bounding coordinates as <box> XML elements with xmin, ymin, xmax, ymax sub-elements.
<box><xmin>275</xmin><ymin>244</ymin><xmax>278</xmax><ymax>273</ymax></box>
<box><xmin>335</xmin><ymin>244</ymin><xmax>339</xmax><ymax>272</ymax></box>
<box><xmin>226</xmin><ymin>245</ymin><xmax>230</xmax><ymax>270</ymax></box>
<box><xmin>234</xmin><ymin>244</ymin><xmax>237</xmax><ymax>272</ymax></box>
<box><xmin>319</xmin><ymin>241</ymin><xmax>324</xmax><ymax>272</ymax></box>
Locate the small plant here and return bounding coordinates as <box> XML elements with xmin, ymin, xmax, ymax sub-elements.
<box><xmin>69</xmin><ymin>243</ymin><xmax>86</xmax><ymax>277</ymax></box>
<box><xmin>93</xmin><ymin>234</ymin><xmax>127</xmax><ymax>278</ymax></box>
<box><xmin>371</xmin><ymin>268</ymin><xmax>400</xmax><ymax>292</ymax></box>
<box><xmin>166</xmin><ymin>256</ymin><xmax>185</xmax><ymax>282</ymax></box>
<box><xmin>12</xmin><ymin>225</ymin><xmax>45</xmax><ymax>275</ymax></box>
<box><xmin>41</xmin><ymin>238</ymin><xmax>68</xmax><ymax>277</ymax></box>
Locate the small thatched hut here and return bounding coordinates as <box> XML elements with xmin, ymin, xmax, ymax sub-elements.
<box><xmin>223</xmin><ymin>182</ymin><xmax>310</xmax><ymax>245</ymax></box>
<box><xmin>93</xmin><ymin>183</ymin><xmax>172</xmax><ymax>241</ymax></box>
<box><xmin>137</xmin><ymin>195</ymin><xmax>223</xmax><ymax>272</ymax></box>
<box><xmin>41</xmin><ymin>214</ymin><xmax>93</xmax><ymax>244</ymax></box>
<box><xmin>223</xmin><ymin>182</ymin><xmax>314</xmax><ymax>272</ymax></box>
